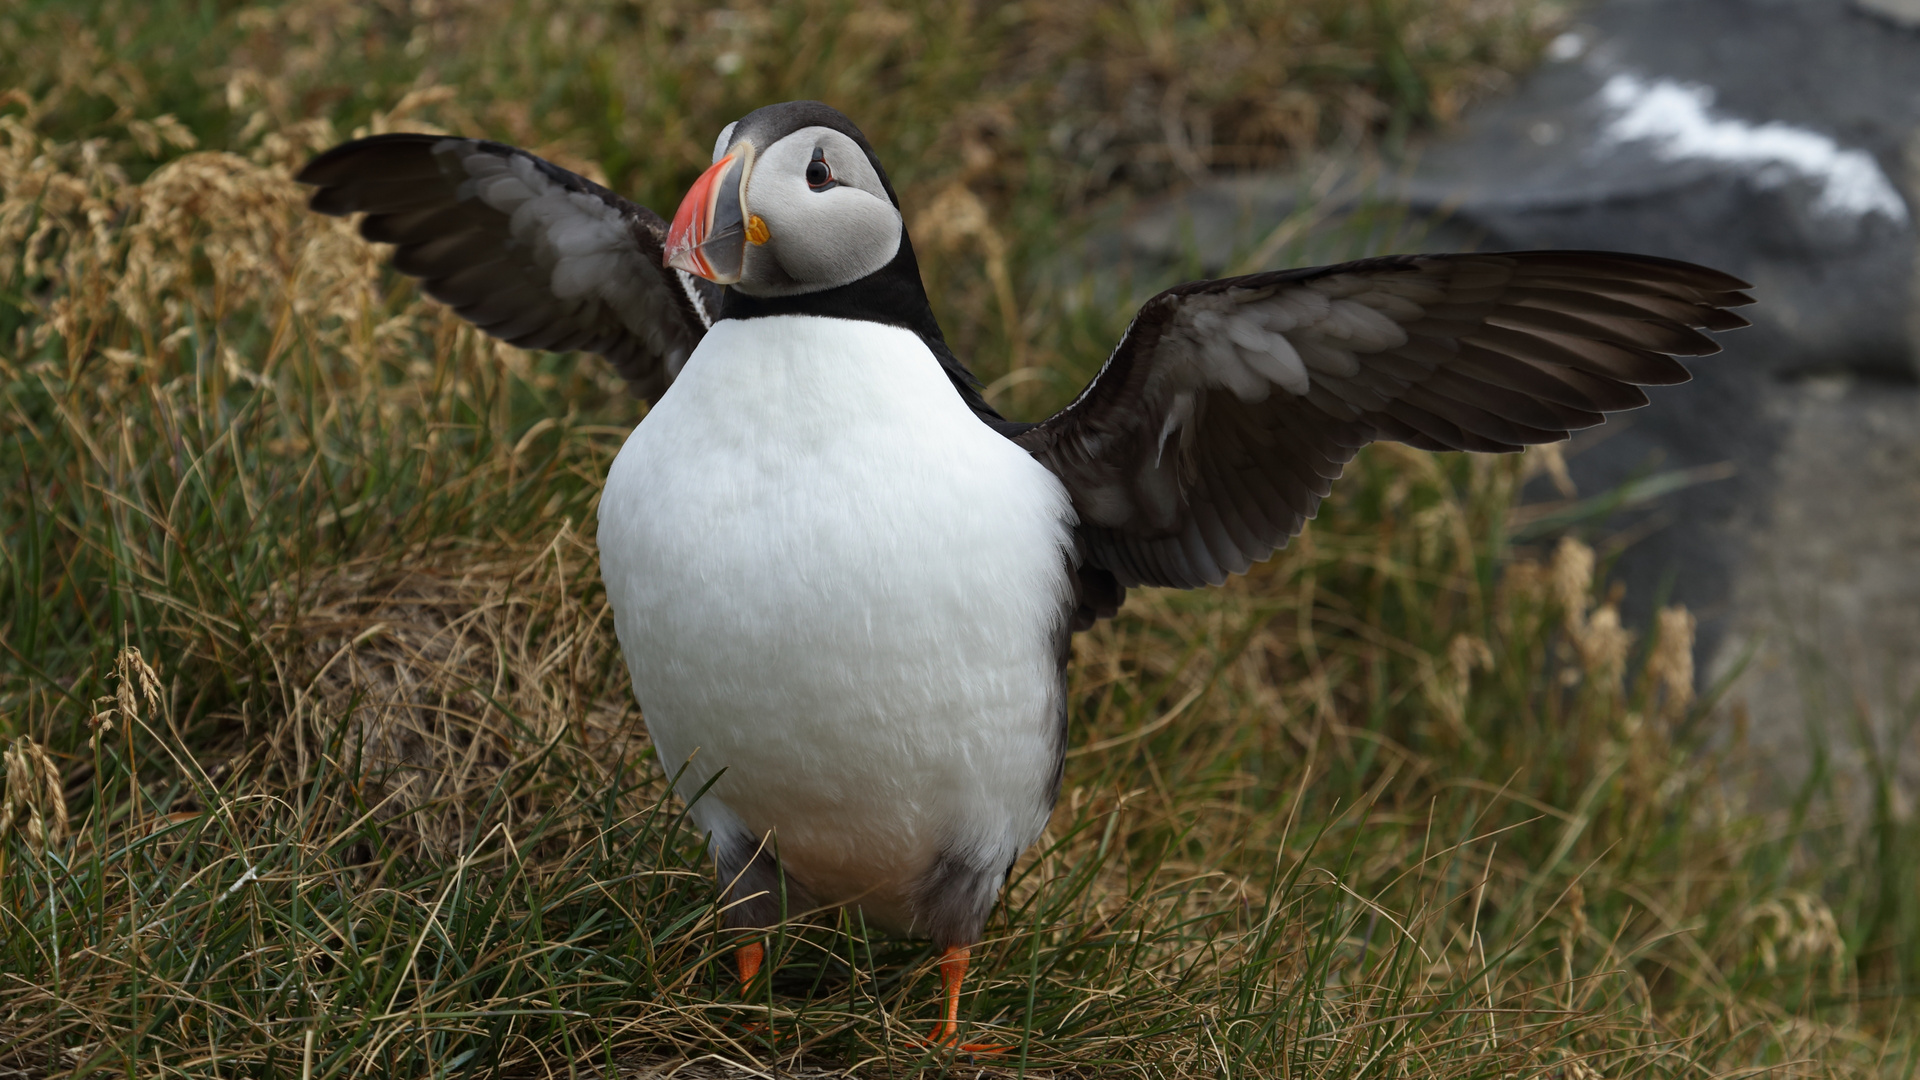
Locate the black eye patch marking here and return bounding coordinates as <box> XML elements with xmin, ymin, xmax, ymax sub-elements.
<box><xmin>806</xmin><ymin>147</ymin><xmax>837</xmax><ymax>191</ymax></box>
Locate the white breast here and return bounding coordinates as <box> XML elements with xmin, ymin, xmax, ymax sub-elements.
<box><xmin>596</xmin><ymin>315</ymin><xmax>1075</xmax><ymax>931</ymax></box>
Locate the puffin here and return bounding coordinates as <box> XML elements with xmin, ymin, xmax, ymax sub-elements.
<box><xmin>297</xmin><ymin>100</ymin><xmax>1751</xmax><ymax>1048</ymax></box>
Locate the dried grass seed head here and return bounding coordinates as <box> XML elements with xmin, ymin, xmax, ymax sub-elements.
<box><xmin>1550</xmin><ymin>535</ymin><xmax>1595</xmax><ymax>630</ymax></box>
<box><xmin>1</xmin><ymin>737</ymin><xmax>68</xmax><ymax>853</ymax></box>
<box><xmin>1646</xmin><ymin>604</ymin><xmax>1697</xmax><ymax>715</ymax></box>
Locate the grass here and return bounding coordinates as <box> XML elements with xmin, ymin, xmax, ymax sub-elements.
<box><xmin>2</xmin><ymin>0</ymin><xmax>1918</xmax><ymax>1076</ymax></box>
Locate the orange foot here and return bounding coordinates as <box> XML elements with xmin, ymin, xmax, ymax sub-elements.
<box><xmin>919</xmin><ymin>945</ymin><xmax>1014</xmax><ymax>1055</ymax></box>
<box><xmin>921</xmin><ymin>1026</ymin><xmax>1014</xmax><ymax>1055</ymax></box>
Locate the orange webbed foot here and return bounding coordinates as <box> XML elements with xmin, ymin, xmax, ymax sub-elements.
<box><xmin>920</xmin><ymin>1027</ymin><xmax>1015</xmax><ymax>1055</ymax></box>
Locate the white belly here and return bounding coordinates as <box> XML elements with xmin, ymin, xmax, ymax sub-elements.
<box><xmin>596</xmin><ymin>315</ymin><xmax>1074</xmax><ymax>930</ymax></box>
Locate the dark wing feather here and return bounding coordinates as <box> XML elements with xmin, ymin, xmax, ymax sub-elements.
<box><xmin>1015</xmin><ymin>251</ymin><xmax>1753</xmax><ymax>590</ymax></box>
<box><xmin>297</xmin><ymin>133</ymin><xmax>719</xmax><ymax>401</ymax></box>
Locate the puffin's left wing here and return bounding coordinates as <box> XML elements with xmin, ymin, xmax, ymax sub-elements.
<box><xmin>1013</xmin><ymin>251</ymin><xmax>1753</xmax><ymax>589</ymax></box>
<box><xmin>298</xmin><ymin>134</ymin><xmax>719</xmax><ymax>401</ymax></box>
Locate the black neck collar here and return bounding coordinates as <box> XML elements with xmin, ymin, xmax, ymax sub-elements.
<box><xmin>718</xmin><ymin>235</ymin><xmax>1005</xmax><ymax>425</ymax></box>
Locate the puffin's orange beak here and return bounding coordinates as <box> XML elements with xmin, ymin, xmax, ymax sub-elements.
<box><xmin>664</xmin><ymin>147</ymin><xmax>757</xmax><ymax>283</ymax></box>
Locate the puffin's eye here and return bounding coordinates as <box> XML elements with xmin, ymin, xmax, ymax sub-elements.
<box><xmin>806</xmin><ymin>148</ymin><xmax>835</xmax><ymax>190</ymax></box>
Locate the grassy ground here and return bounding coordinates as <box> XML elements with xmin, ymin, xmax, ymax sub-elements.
<box><xmin>3</xmin><ymin>1</ymin><xmax>1917</xmax><ymax>1076</ymax></box>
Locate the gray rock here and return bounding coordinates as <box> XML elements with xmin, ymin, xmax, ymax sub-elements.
<box><xmin>1857</xmin><ymin>0</ymin><xmax>1920</xmax><ymax>29</ymax></box>
<box><xmin>1706</xmin><ymin>375</ymin><xmax>1920</xmax><ymax>799</ymax></box>
<box><xmin>1409</xmin><ymin>0</ymin><xmax>1918</xmax><ymax>383</ymax></box>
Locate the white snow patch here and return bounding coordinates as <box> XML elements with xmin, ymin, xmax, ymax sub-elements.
<box><xmin>1595</xmin><ymin>72</ymin><xmax>1908</xmax><ymax>224</ymax></box>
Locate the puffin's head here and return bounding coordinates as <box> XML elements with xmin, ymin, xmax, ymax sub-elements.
<box><xmin>664</xmin><ymin>101</ymin><xmax>902</xmax><ymax>297</ymax></box>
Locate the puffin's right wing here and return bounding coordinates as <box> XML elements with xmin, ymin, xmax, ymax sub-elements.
<box><xmin>1014</xmin><ymin>251</ymin><xmax>1753</xmax><ymax>590</ymax></box>
<box><xmin>298</xmin><ymin>134</ymin><xmax>719</xmax><ymax>402</ymax></box>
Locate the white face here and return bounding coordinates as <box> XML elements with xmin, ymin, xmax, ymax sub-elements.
<box><xmin>737</xmin><ymin>126</ymin><xmax>902</xmax><ymax>297</ymax></box>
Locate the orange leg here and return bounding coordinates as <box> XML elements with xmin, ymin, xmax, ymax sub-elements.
<box><xmin>736</xmin><ymin>941</ymin><xmax>765</xmax><ymax>986</ymax></box>
<box><xmin>735</xmin><ymin>941</ymin><xmax>785</xmax><ymax>1040</ymax></box>
<box><xmin>924</xmin><ymin>945</ymin><xmax>1010</xmax><ymax>1054</ymax></box>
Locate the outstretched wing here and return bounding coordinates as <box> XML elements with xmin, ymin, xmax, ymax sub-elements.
<box><xmin>1014</xmin><ymin>251</ymin><xmax>1753</xmax><ymax>589</ymax></box>
<box><xmin>298</xmin><ymin>134</ymin><xmax>720</xmax><ymax>401</ymax></box>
